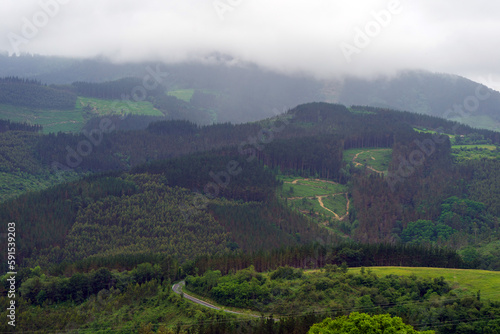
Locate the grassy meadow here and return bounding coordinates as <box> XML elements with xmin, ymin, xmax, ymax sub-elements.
<box><xmin>343</xmin><ymin>148</ymin><xmax>392</xmax><ymax>172</ymax></box>
<box><xmin>345</xmin><ymin>267</ymin><xmax>500</xmax><ymax>302</ymax></box>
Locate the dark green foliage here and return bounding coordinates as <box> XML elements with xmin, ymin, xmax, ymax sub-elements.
<box><xmin>32</xmin><ymin>174</ymin><xmax>229</xmax><ymax>265</ymax></box>
<box><xmin>438</xmin><ymin>196</ymin><xmax>496</xmax><ymax>233</ymax></box>
<box><xmin>462</xmin><ymin>159</ymin><xmax>500</xmax><ymax>216</ymax></box>
<box><xmin>270</xmin><ymin>266</ymin><xmax>303</xmax><ymax>280</ymax></box>
<box><xmin>193</xmin><ymin>242</ymin><xmax>465</xmax><ymax>277</ymax></box>
<box><xmin>83</xmin><ymin>114</ymin><xmax>165</xmax><ymax>132</ymax></box>
<box><xmin>133</xmin><ymin>153</ymin><xmax>278</xmax><ymax>202</ymax></box>
<box><xmin>0</xmin><ymin>268</ymin><xmax>230</xmax><ymax>333</ymax></box>
<box><xmin>183</xmin><ymin>266</ymin><xmax>500</xmax><ymax>333</ymax></box>
<box><xmin>209</xmin><ymin>200</ymin><xmax>324</xmax><ymax>252</ymax></box>
<box><xmin>147</xmin><ymin>119</ymin><xmax>199</xmax><ymax>135</ymax></box>
<box><xmin>0</xmin><ymin>131</ymin><xmax>42</xmax><ymax>173</ymax></box>
<box><xmin>132</xmin><ymin>263</ymin><xmax>161</xmax><ymax>285</ymax></box>
<box><xmin>454</xmin><ymin>132</ymin><xmax>493</xmax><ymax>145</ymax></box>
<box><xmin>308</xmin><ymin>312</ymin><xmax>434</xmax><ymax>334</ymax></box>
<box><xmin>1</xmin><ymin>259</ymin><xmax>497</xmax><ymax>333</ymax></box>
<box><xmin>0</xmin><ymin>77</ymin><xmax>77</xmax><ymax>110</ymax></box>
<box><xmin>0</xmin><ymin>174</ymin><xmax>138</xmax><ymax>265</ymax></box>
<box><xmin>401</xmin><ymin>220</ymin><xmax>456</xmax><ymax>244</ymax></box>
<box><xmin>351</xmin><ymin>128</ymin><xmax>497</xmax><ymax>245</ymax></box>
<box><xmin>185</xmin><ymin>266</ymin><xmax>453</xmax><ymax>321</ymax></box>
<box><xmin>259</xmin><ymin>135</ymin><xmax>344</xmax><ymax>180</ymax></box>
<box><xmin>72</xmin><ymin>77</ymin><xmax>165</xmax><ymax>100</ymax></box>
<box><xmin>0</xmin><ymin>119</ymin><xmax>42</xmax><ymax>132</ymax></box>
<box><xmin>187</xmin><ymin>266</ymin><xmax>269</xmax><ymax>308</ymax></box>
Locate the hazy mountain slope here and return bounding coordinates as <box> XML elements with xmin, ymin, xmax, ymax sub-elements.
<box><xmin>336</xmin><ymin>71</ymin><xmax>500</xmax><ymax>131</ymax></box>
<box><xmin>1</xmin><ymin>55</ymin><xmax>500</xmax><ymax>129</ymax></box>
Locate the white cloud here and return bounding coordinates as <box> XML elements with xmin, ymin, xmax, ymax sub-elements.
<box><xmin>1</xmin><ymin>0</ymin><xmax>500</xmax><ymax>89</ymax></box>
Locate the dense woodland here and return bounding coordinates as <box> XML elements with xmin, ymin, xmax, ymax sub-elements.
<box><xmin>0</xmin><ymin>119</ymin><xmax>41</xmax><ymax>133</ymax></box>
<box><xmin>0</xmin><ymin>77</ymin><xmax>77</xmax><ymax>110</ymax></box>
<box><xmin>1</xmin><ymin>103</ymin><xmax>499</xmax><ymax>266</ymax></box>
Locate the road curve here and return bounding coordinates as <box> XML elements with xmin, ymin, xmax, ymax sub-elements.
<box><xmin>172</xmin><ymin>281</ymin><xmax>260</xmax><ymax>318</ymax></box>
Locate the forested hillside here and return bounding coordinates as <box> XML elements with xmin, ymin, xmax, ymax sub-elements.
<box><xmin>1</xmin><ymin>103</ymin><xmax>499</xmax><ymax>250</ymax></box>
<box><xmin>0</xmin><ymin>77</ymin><xmax>76</xmax><ymax>110</ymax></box>
<box><xmin>0</xmin><ymin>102</ymin><xmax>499</xmax><ymax>332</ymax></box>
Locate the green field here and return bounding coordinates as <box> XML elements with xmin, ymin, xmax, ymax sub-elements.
<box><xmin>278</xmin><ymin>176</ymin><xmax>349</xmax><ymax>225</ymax></box>
<box><xmin>343</xmin><ymin>267</ymin><xmax>500</xmax><ymax>302</ymax></box>
<box><xmin>322</xmin><ymin>194</ymin><xmax>348</xmax><ymax>216</ymax></box>
<box><xmin>76</xmin><ymin>97</ymin><xmax>163</xmax><ymax>117</ymax></box>
<box><xmin>280</xmin><ymin>177</ymin><xmax>347</xmax><ymax>198</ymax></box>
<box><xmin>0</xmin><ymin>97</ymin><xmax>164</xmax><ymax>134</ymax></box>
<box><xmin>0</xmin><ymin>103</ymin><xmax>85</xmax><ymax>133</ymax></box>
<box><xmin>343</xmin><ymin>148</ymin><xmax>392</xmax><ymax>172</ymax></box>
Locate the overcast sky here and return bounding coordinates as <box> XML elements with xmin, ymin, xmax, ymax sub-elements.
<box><xmin>1</xmin><ymin>0</ymin><xmax>500</xmax><ymax>90</ymax></box>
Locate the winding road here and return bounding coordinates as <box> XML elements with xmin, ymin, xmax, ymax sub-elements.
<box><xmin>172</xmin><ymin>281</ymin><xmax>260</xmax><ymax>318</ymax></box>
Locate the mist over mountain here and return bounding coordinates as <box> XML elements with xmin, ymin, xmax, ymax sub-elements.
<box><xmin>1</xmin><ymin>54</ymin><xmax>499</xmax><ymax>130</ymax></box>
<box><xmin>2</xmin><ymin>2</ymin><xmax>500</xmax><ymax>332</ymax></box>
<box><xmin>334</xmin><ymin>72</ymin><xmax>500</xmax><ymax>131</ymax></box>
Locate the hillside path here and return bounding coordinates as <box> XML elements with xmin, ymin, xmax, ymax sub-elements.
<box><xmin>284</xmin><ymin>177</ymin><xmax>349</xmax><ymax>220</ymax></box>
<box><xmin>352</xmin><ymin>150</ymin><xmax>385</xmax><ymax>174</ymax></box>
<box><xmin>317</xmin><ymin>195</ymin><xmax>340</xmax><ymax>219</ymax></box>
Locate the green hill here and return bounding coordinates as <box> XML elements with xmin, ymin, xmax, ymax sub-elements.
<box><xmin>1</xmin><ymin>103</ymin><xmax>499</xmax><ymax>264</ymax></box>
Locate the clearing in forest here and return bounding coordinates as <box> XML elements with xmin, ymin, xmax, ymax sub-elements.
<box><xmin>278</xmin><ymin>176</ymin><xmax>349</xmax><ymax>222</ymax></box>
<box><xmin>343</xmin><ymin>148</ymin><xmax>392</xmax><ymax>174</ymax></box>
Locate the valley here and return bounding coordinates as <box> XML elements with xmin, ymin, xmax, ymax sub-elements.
<box><xmin>1</xmin><ymin>2</ymin><xmax>499</xmax><ymax>331</ymax></box>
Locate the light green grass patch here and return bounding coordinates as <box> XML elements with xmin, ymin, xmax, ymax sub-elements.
<box><xmin>278</xmin><ymin>176</ymin><xmax>349</xmax><ymax>224</ymax></box>
<box><xmin>289</xmin><ymin>197</ymin><xmax>324</xmax><ymax>216</ymax></box>
<box><xmin>344</xmin><ymin>267</ymin><xmax>500</xmax><ymax>302</ymax></box>
<box><xmin>322</xmin><ymin>194</ymin><xmax>348</xmax><ymax>216</ymax></box>
<box><xmin>76</xmin><ymin>97</ymin><xmax>163</xmax><ymax>117</ymax></box>
<box><xmin>343</xmin><ymin>148</ymin><xmax>392</xmax><ymax>172</ymax></box>
<box><xmin>0</xmin><ymin>103</ymin><xmax>85</xmax><ymax>133</ymax></box>
<box><xmin>280</xmin><ymin>177</ymin><xmax>347</xmax><ymax>198</ymax></box>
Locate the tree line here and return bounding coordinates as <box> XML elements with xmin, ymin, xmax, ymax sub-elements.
<box><xmin>0</xmin><ymin>77</ymin><xmax>76</xmax><ymax>110</ymax></box>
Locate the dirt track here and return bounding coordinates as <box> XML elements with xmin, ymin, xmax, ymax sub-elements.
<box><xmin>284</xmin><ymin>178</ymin><xmax>349</xmax><ymax>220</ymax></box>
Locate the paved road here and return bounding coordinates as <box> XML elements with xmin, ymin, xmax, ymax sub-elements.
<box><xmin>172</xmin><ymin>281</ymin><xmax>260</xmax><ymax>318</ymax></box>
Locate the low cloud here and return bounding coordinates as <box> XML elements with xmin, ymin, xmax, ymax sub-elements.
<box><xmin>1</xmin><ymin>0</ymin><xmax>500</xmax><ymax>90</ymax></box>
